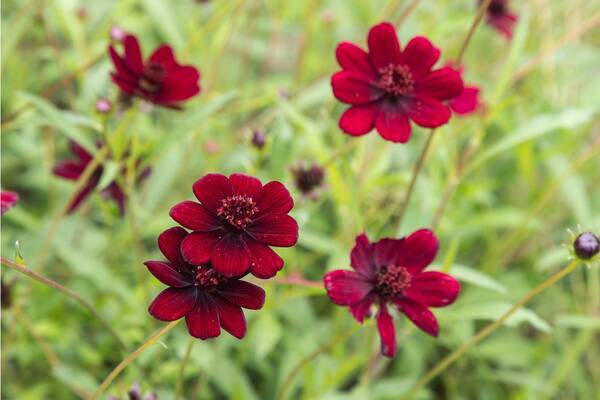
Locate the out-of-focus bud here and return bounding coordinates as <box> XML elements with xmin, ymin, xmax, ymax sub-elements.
<box><xmin>203</xmin><ymin>140</ymin><xmax>220</xmax><ymax>155</ymax></box>
<box><xmin>292</xmin><ymin>162</ymin><xmax>325</xmax><ymax>197</ymax></box>
<box><xmin>573</xmin><ymin>232</ymin><xmax>599</xmax><ymax>260</ymax></box>
<box><xmin>110</xmin><ymin>26</ymin><xmax>127</xmax><ymax>42</ymax></box>
<box><xmin>96</xmin><ymin>98</ymin><xmax>113</xmax><ymax>114</ymax></box>
<box><xmin>251</xmin><ymin>129</ymin><xmax>266</xmax><ymax>149</ymax></box>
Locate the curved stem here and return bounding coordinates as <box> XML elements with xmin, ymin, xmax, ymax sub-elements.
<box><xmin>1</xmin><ymin>257</ymin><xmax>126</xmax><ymax>349</ymax></box>
<box><xmin>395</xmin><ymin>0</ymin><xmax>490</xmax><ymax>233</ymax></box>
<box><xmin>174</xmin><ymin>337</ymin><xmax>195</xmax><ymax>400</ymax></box>
<box><xmin>276</xmin><ymin>324</ymin><xmax>363</xmax><ymax>400</ymax></box>
<box><xmin>35</xmin><ymin>145</ymin><xmax>109</xmax><ymax>272</ymax></box>
<box><xmin>394</xmin><ymin>0</ymin><xmax>421</xmax><ymax>27</ymax></box>
<box><xmin>91</xmin><ymin>320</ymin><xmax>180</xmax><ymax>400</ymax></box>
<box><xmin>401</xmin><ymin>259</ymin><xmax>579</xmax><ymax>399</ymax></box>
<box><xmin>395</xmin><ymin>129</ymin><xmax>436</xmax><ymax>232</ymax></box>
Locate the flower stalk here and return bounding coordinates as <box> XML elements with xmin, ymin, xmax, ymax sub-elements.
<box><xmin>91</xmin><ymin>320</ymin><xmax>180</xmax><ymax>400</ymax></box>
<box><xmin>174</xmin><ymin>337</ymin><xmax>195</xmax><ymax>400</ymax></box>
<box><xmin>400</xmin><ymin>259</ymin><xmax>580</xmax><ymax>399</ymax></box>
<box><xmin>1</xmin><ymin>257</ymin><xmax>126</xmax><ymax>349</ymax></box>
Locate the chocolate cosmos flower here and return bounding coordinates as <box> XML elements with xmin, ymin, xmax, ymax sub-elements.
<box><xmin>482</xmin><ymin>0</ymin><xmax>518</xmax><ymax>39</ymax></box>
<box><xmin>1</xmin><ymin>191</ymin><xmax>19</xmax><ymax>215</ymax></box>
<box><xmin>146</xmin><ymin>227</ymin><xmax>265</xmax><ymax>339</ymax></box>
<box><xmin>170</xmin><ymin>173</ymin><xmax>298</xmax><ymax>278</ymax></box>
<box><xmin>53</xmin><ymin>140</ymin><xmax>149</xmax><ymax>214</ymax></box>
<box><xmin>324</xmin><ymin>230</ymin><xmax>461</xmax><ymax>357</ymax></box>
<box><xmin>109</xmin><ymin>34</ymin><xmax>200</xmax><ymax>107</ymax></box>
<box><xmin>331</xmin><ymin>22</ymin><xmax>463</xmax><ymax>143</ymax></box>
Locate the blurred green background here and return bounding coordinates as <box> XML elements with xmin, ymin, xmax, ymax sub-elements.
<box><xmin>1</xmin><ymin>0</ymin><xmax>599</xmax><ymax>399</ymax></box>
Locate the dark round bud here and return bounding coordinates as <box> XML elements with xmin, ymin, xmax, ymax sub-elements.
<box><xmin>574</xmin><ymin>232</ymin><xmax>600</xmax><ymax>260</ymax></box>
<box><xmin>251</xmin><ymin>129</ymin><xmax>266</xmax><ymax>149</ymax></box>
<box><xmin>292</xmin><ymin>163</ymin><xmax>325</xmax><ymax>195</ymax></box>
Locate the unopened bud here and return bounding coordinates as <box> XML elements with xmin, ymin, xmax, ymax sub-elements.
<box><xmin>574</xmin><ymin>232</ymin><xmax>600</xmax><ymax>260</ymax></box>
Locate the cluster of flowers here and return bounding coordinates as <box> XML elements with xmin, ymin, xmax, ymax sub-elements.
<box><xmin>11</xmin><ymin>1</ymin><xmax>582</xmax><ymax>360</ymax></box>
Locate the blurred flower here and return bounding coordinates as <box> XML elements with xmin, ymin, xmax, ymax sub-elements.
<box><xmin>203</xmin><ymin>140</ymin><xmax>220</xmax><ymax>155</ymax></box>
<box><xmin>445</xmin><ymin>63</ymin><xmax>482</xmax><ymax>116</ymax></box>
<box><xmin>573</xmin><ymin>232</ymin><xmax>599</xmax><ymax>261</ymax></box>
<box><xmin>324</xmin><ymin>230</ymin><xmax>460</xmax><ymax>357</ymax></box>
<box><xmin>481</xmin><ymin>0</ymin><xmax>518</xmax><ymax>39</ymax></box>
<box><xmin>291</xmin><ymin>162</ymin><xmax>325</xmax><ymax>197</ymax></box>
<box><xmin>251</xmin><ymin>129</ymin><xmax>266</xmax><ymax>149</ymax></box>
<box><xmin>95</xmin><ymin>98</ymin><xmax>113</xmax><ymax>114</ymax></box>
<box><xmin>109</xmin><ymin>382</ymin><xmax>157</xmax><ymax>400</ymax></box>
<box><xmin>108</xmin><ymin>34</ymin><xmax>201</xmax><ymax>108</ymax></box>
<box><xmin>170</xmin><ymin>173</ymin><xmax>298</xmax><ymax>278</ymax></box>
<box><xmin>53</xmin><ymin>141</ymin><xmax>150</xmax><ymax>214</ymax></box>
<box><xmin>331</xmin><ymin>22</ymin><xmax>463</xmax><ymax>143</ymax></box>
<box><xmin>1</xmin><ymin>191</ymin><xmax>19</xmax><ymax>215</ymax></box>
<box><xmin>110</xmin><ymin>26</ymin><xmax>127</xmax><ymax>42</ymax></box>
<box><xmin>146</xmin><ymin>227</ymin><xmax>265</xmax><ymax>339</ymax></box>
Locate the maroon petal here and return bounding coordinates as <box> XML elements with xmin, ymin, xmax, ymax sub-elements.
<box><xmin>163</xmin><ymin>65</ymin><xmax>200</xmax><ymax>87</ymax></box>
<box><xmin>185</xmin><ymin>293</ymin><xmax>220</xmax><ymax>339</ymax></box>
<box><xmin>449</xmin><ymin>86</ymin><xmax>481</xmax><ymax>115</ymax></box>
<box><xmin>246</xmin><ymin>214</ymin><xmax>298</xmax><ymax>247</ymax></box>
<box><xmin>404</xmin><ymin>271</ymin><xmax>461</xmax><ymax>307</ymax></box>
<box><xmin>335</xmin><ymin>42</ymin><xmax>377</xmax><ymax>78</ymax></box>
<box><xmin>110</xmin><ymin>72</ymin><xmax>137</xmax><ymax>94</ymax></box>
<box><xmin>254</xmin><ymin>181</ymin><xmax>294</xmax><ymax>217</ymax></box>
<box><xmin>181</xmin><ymin>231</ymin><xmax>224</xmax><ymax>266</ymax></box>
<box><xmin>158</xmin><ymin>83</ymin><xmax>201</xmax><ymax>103</ymax></box>
<box><xmin>375</xmin><ymin>109</ymin><xmax>412</xmax><ymax>143</ymax></box>
<box><xmin>158</xmin><ymin>226</ymin><xmax>188</xmax><ymax>265</ymax></box>
<box><xmin>149</xmin><ymin>45</ymin><xmax>176</xmax><ymax>68</ymax></box>
<box><xmin>367</xmin><ymin>22</ymin><xmax>402</xmax><ymax>70</ymax></box>
<box><xmin>323</xmin><ymin>269</ymin><xmax>373</xmax><ymax>305</ymax></box>
<box><xmin>406</xmin><ymin>96</ymin><xmax>452</xmax><ymax>128</ymax></box>
<box><xmin>349</xmin><ymin>292</ymin><xmax>375</xmax><ymax>323</ymax></box>
<box><xmin>211</xmin><ymin>235</ymin><xmax>251</xmax><ymax>277</ymax></box>
<box><xmin>395</xmin><ymin>229</ymin><xmax>439</xmax><ymax>274</ymax></box>
<box><xmin>144</xmin><ymin>261</ymin><xmax>191</xmax><ymax>287</ymax></box>
<box><xmin>373</xmin><ymin>238</ymin><xmax>405</xmax><ymax>269</ymax></box>
<box><xmin>339</xmin><ymin>104</ymin><xmax>379</xmax><ymax>136</ymax></box>
<box><xmin>192</xmin><ymin>174</ymin><xmax>233</xmax><ymax>213</ymax></box>
<box><xmin>400</xmin><ymin>36</ymin><xmax>440</xmax><ymax>80</ymax></box>
<box><xmin>1</xmin><ymin>191</ymin><xmax>19</xmax><ymax>215</ymax></box>
<box><xmin>489</xmin><ymin>13</ymin><xmax>518</xmax><ymax>39</ymax></box>
<box><xmin>350</xmin><ymin>233</ymin><xmax>376</xmax><ymax>278</ymax></box>
<box><xmin>331</xmin><ymin>70</ymin><xmax>383</xmax><ymax>105</ymax></box>
<box><xmin>66</xmin><ymin>181</ymin><xmax>97</xmax><ymax>214</ymax></box>
<box><xmin>415</xmin><ymin>67</ymin><xmax>464</xmax><ymax>101</ymax></box>
<box><xmin>395</xmin><ymin>297</ymin><xmax>439</xmax><ymax>337</ymax></box>
<box><xmin>53</xmin><ymin>161</ymin><xmax>85</xmax><ymax>180</ymax></box>
<box><xmin>108</xmin><ymin>47</ymin><xmax>139</xmax><ymax>83</ymax></box>
<box><xmin>170</xmin><ymin>201</ymin><xmax>221</xmax><ymax>231</ymax></box>
<box><xmin>216</xmin><ymin>280</ymin><xmax>265</xmax><ymax>310</ymax></box>
<box><xmin>104</xmin><ymin>183</ymin><xmax>126</xmax><ymax>215</ymax></box>
<box><xmin>229</xmin><ymin>173</ymin><xmax>262</xmax><ymax>198</ymax></box>
<box><xmin>245</xmin><ymin>238</ymin><xmax>284</xmax><ymax>279</ymax></box>
<box><xmin>214</xmin><ymin>296</ymin><xmax>247</xmax><ymax>339</ymax></box>
<box><xmin>122</xmin><ymin>35</ymin><xmax>144</xmax><ymax>75</ymax></box>
<box><xmin>148</xmin><ymin>287</ymin><xmax>197</xmax><ymax>321</ymax></box>
<box><xmin>69</xmin><ymin>140</ymin><xmax>93</xmax><ymax>163</ymax></box>
<box><xmin>377</xmin><ymin>303</ymin><xmax>397</xmax><ymax>358</ymax></box>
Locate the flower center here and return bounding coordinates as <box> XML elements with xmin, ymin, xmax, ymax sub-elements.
<box><xmin>217</xmin><ymin>195</ymin><xmax>259</xmax><ymax>229</ymax></box>
<box><xmin>375</xmin><ymin>265</ymin><xmax>412</xmax><ymax>298</ymax></box>
<box><xmin>378</xmin><ymin>64</ymin><xmax>414</xmax><ymax>96</ymax></box>
<box><xmin>194</xmin><ymin>265</ymin><xmax>226</xmax><ymax>287</ymax></box>
<box><xmin>139</xmin><ymin>62</ymin><xmax>166</xmax><ymax>93</ymax></box>
<box><xmin>486</xmin><ymin>0</ymin><xmax>506</xmax><ymax>15</ymax></box>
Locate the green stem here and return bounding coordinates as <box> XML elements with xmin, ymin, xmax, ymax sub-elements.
<box><xmin>1</xmin><ymin>257</ymin><xmax>126</xmax><ymax>349</ymax></box>
<box><xmin>400</xmin><ymin>259</ymin><xmax>580</xmax><ymax>399</ymax></box>
<box><xmin>394</xmin><ymin>0</ymin><xmax>421</xmax><ymax>27</ymax></box>
<box><xmin>275</xmin><ymin>325</ymin><xmax>363</xmax><ymax>400</ymax></box>
<box><xmin>174</xmin><ymin>338</ymin><xmax>195</xmax><ymax>400</ymax></box>
<box><xmin>395</xmin><ymin>0</ymin><xmax>491</xmax><ymax>233</ymax></box>
<box><xmin>91</xmin><ymin>320</ymin><xmax>180</xmax><ymax>400</ymax></box>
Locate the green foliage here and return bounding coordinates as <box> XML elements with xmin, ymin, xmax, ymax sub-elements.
<box><xmin>1</xmin><ymin>0</ymin><xmax>599</xmax><ymax>399</ymax></box>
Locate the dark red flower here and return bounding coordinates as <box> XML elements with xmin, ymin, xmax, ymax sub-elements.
<box><xmin>146</xmin><ymin>227</ymin><xmax>265</xmax><ymax>339</ymax></box>
<box><xmin>1</xmin><ymin>191</ymin><xmax>19</xmax><ymax>215</ymax></box>
<box><xmin>170</xmin><ymin>173</ymin><xmax>298</xmax><ymax>279</ymax></box>
<box><xmin>109</xmin><ymin>34</ymin><xmax>201</xmax><ymax>108</ymax></box>
<box><xmin>331</xmin><ymin>22</ymin><xmax>463</xmax><ymax>143</ymax></box>
<box><xmin>53</xmin><ymin>140</ymin><xmax>150</xmax><ymax>214</ymax></box>
<box><xmin>482</xmin><ymin>0</ymin><xmax>518</xmax><ymax>39</ymax></box>
<box><xmin>323</xmin><ymin>230</ymin><xmax>460</xmax><ymax>357</ymax></box>
<box><xmin>445</xmin><ymin>63</ymin><xmax>482</xmax><ymax>116</ymax></box>
<box><xmin>291</xmin><ymin>163</ymin><xmax>325</xmax><ymax>197</ymax></box>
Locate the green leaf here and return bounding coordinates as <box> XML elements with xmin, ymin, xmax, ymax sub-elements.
<box><xmin>96</xmin><ymin>161</ymin><xmax>121</xmax><ymax>191</ymax></box>
<box><xmin>451</xmin><ymin>264</ymin><xmax>508</xmax><ymax>293</ymax></box>
<box><xmin>451</xmin><ymin>301</ymin><xmax>552</xmax><ymax>332</ymax></box>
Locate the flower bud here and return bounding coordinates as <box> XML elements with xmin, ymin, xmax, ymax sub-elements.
<box><xmin>292</xmin><ymin>163</ymin><xmax>325</xmax><ymax>196</ymax></box>
<box><xmin>110</xmin><ymin>26</ymin><xmax>127</xmax><ymax>42</ymax></box>
<box><xmin>95</xmin><ymin>98</ymin><xmax>113</xmax><ymax>114</ymax></box>
<box><xmin>573</xmin><ymin>232</ymin><xmax>600</xmax><ymax>260</ymax></box>
<box><xmin>251</xmin><ymin>129</ymin><xmax>266</xmax><ymax>149</ymax></box>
